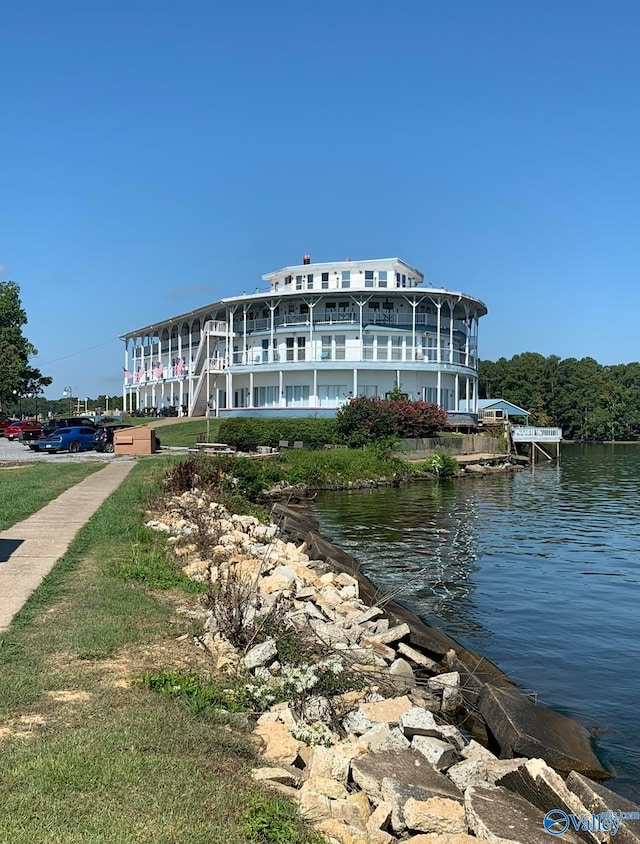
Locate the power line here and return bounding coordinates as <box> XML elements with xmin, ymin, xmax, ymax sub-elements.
<box><xmin>36</xmin><ymin>337</ymin><xmax>120</xmax><ymax>366</ymax></box>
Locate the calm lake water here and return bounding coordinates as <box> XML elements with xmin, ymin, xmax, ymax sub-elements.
<box><xmin>313</xmin><ymin>443</ymin><xmax>640</xmax><ymax>798</ymax></box>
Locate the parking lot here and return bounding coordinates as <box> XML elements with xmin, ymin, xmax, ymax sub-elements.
<box><xmin>0</xmin><ymin>436</ymin><xmax>116</xmax><ymax>464</ymax></box>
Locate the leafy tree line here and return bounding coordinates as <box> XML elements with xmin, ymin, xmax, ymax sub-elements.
<box><xmin>0</xmin><ymin>281</ymin><xmax>51</xmax><ymax>412</ymax></box>
<box><xmin>479</xmin><ymin>352</ymin><xmax>640</xmax><ymax>440</ymax></box>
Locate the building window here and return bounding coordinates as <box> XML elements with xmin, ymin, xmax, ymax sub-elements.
<box><xmin>285</xmin><ymin>275</ymin><xmax>292</xmax><ymax>285</ymax></box>
<box><xmin>307</xmin><ymin>273</ymin><xmax>314</xmax><ymax>289</ymax></box>
<box><xmin>318</xmin><ymin>384</ymin><xmax>348</xmax><ymax>406</ymax></box>
<box><xmin>286</xmin><ymin>337</ymin><xmax>295</xmax><ymax>361</ymax></box>
<box><xmin>234</xmin><ymin>388</ymin><xmax>250</xmax><ymax>408</ymax></box>
<box><xmin>363</xmin><ymin>336</ymin><xmax>374</xmax><ymax>360</ymax></box>
<box><xmin>341</xmin><ymin>270</ymin><xmax>350</xmax><ymax>288</ymax></box>
<box><xmin>335</xmin><ymin>335</ymin><xmax>346</xmax><ymax>360</ymax></box>
<box><xmin>321</xmin><ymin>336</ymin><xmax>332</xmax><ymax>360</ymax></box>
<box><xmin>377</xmin><ymin>335</ymin><xmax>389</xmax><ymax>361</ymax></box>
<box><xmin>285</xmin><ymin>385</ymin><xmax>309</xmax><ymax>406</ymax></box>
<box><xmin>254</xmin><ymin>385</ymin><xmax>279</xmax><ymax>407</ymax></box>
<box><xmin>365</xmin><ymin>270</ymin><xmax>374</xmax><ymax>287</ymax></box>
<box><xmin>296</xmin><ymin>275</ymin><xmax>303</xmax><ymax>290</ymax></box>
<box><xmin>297</xmin><ymin>336</ymin><xmax>306</xmax><ymax>361</ymax></box>
<box><xmin>321</xmin><ymin>272</ymin><xmax>329</xmax><ymax>288</ymax></box>
<box><xmin>378</xmin><ymin>271</ymin><xmax>387</xmax><ymax>287</ymax></box>
<box><xmin>360</xmin><ymin>384</ymin><xmax>378</xmax><ymax>397</ymax></box>
<box><xmin>392</xmin><ymin>337</ymin><xmax>403</xmax><ymax>361</ymax></box>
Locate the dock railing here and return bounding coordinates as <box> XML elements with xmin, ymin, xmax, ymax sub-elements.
<box><xmin>512</xmin><ymin>427</ymin><xmax>562</xmax><ymax>443</ymax></box>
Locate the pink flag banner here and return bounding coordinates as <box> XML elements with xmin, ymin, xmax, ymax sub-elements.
<box><xmin>135</xmin><ymin>366</ymin><xmax>145</xmax><ymax>383</ymax></box>
<box><xmin>153</xmin><ymin>362</ymin><xmax>164</xmax><ymax>379</ymax></box>
<box><xmin>175</xmin><ymin>357</ymin><xmax>185</xmax><ymax>376</ymax></box>
<box><xmin>123</xmin><ymin>368</ymin><xmax>132</xmax><ymax>381</ymax></box>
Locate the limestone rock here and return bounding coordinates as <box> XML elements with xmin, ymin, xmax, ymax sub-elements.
<box><xmin>366</xmin><ymin>801</ymin><xmax>392</xmax><ymax>833</ymax></box>
<box><xmin>447</xmin><ymin>757</ymin><xmax>524</xmax><ymax>792</ymax></box>
<box><xmin>388</xmin><ymin>657</ymin><xmax>417</xmax><ymax>687</ymax></box>
<box><xmin>412</xmin><ymin>735</ymin><xmax>457</xmax><ymax>770</ymax></box>
<box><xmin>359</xmin><ymin>724</ymin><xmax>410</xmax><ymax>753</ymax></box>
<box><xmin>253</xmin><ymin>720</ymin><xmax>300</xmax><ymax>765</ymax></box>
<box><xmin>298</xmin><ymin>781</ymin><xmax>332</xmax><ymax>821</ymax></box>
<box><xmin>242</xmin><ymin>638</ymin><xmax>277</xmax><ymax>670</ymax></box>
<box><xmin>342</xmin><ymin>708</ymin><xmax>373</xmax><ymax>736</ymax></box>
<box><xmin>404</xmin><ymin>795</ymin><xmax>467</xmax><ymax>835</ymax></box>
<box><xmin>428</xmin><ymin>671</ymin><xmax>461</xmax><ymax>691</ymax></box>
<box><xmin>308</xmin><ymin>742</ymin><xmax>364</xmax><ymax>784</ymax></box>
<box><xmin>478</xmin><ymin>685</ymin><xmax>609</xmax><ymax>779</ymax></box>
<box><xmin>465</xmin><ymin>783</ymin><xmax>581</xmax><ymax>844</ymax></box>
<box><xmin>461</xmin><ymin>739</ymin><xmax>498</xmax><ymax>762</ymax></box>
<box><xmin>360</xmin><ymin>636</ymin><xmax>397</xmax><ymax>662</ymax></box>
<box><xmin>304</xmin><ymin>776</ymin><xmax>348</xmax><ymax>800</ymax></box>
<box><xmin>497</xmin><ymin>758</ymin><xmax>607</xmax><ymax>844</ymax></box>
<box><xmin>399</xmin><ymin>706</ymin><xmax>440</xmax><ymax>739</ymax></box>
<box><xmin>351</xmin><ymin>749</ymin><xmax>463</xmax><ymax>806</ymax></box>
<box><xmin>359</xmin><ymin>695</ymin><xmax>413</xmax><ymax>726</ymax></box>
<box><xmin>397</xmin><ymin>641</ymin><xmax>441</xmax><ymax>672</ymax></box>
<box><xmin>441</xmin><ymin>684</ymin><xmax>464</xmax><ymax>713</ymax></box>
<box><xmin>250</xmin><ymin>766</ymin><xmax>303</xmax><ymax>787</ymax></box>
<box><xmin>313</xmin><ymin>817</ymin><xmax>368</xmax><ymax>844</ymax></box>
<box><xmin>566</xmin><ymin>771</ymin><xmax>640</xmax><ymax>844</ymax></box>
<box><xmin>367</xmin><ymin>622</ymin><xmax>411</xmax><ymax>645</ymax></box>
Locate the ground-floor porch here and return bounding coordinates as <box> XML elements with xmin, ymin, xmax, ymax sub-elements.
<box><xmin>123</xmin><ymin>366</ymin><xmax>479</xmax><ymax>418</ymax></box>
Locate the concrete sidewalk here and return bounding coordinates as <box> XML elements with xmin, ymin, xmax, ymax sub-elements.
<box><xmin>0</xmin><ymin>459</ymin><xmax>136</xmax><ymax>632</ymax></box>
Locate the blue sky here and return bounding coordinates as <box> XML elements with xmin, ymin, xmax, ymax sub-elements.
<box><xmin>2</xmin><ymin>1</ymin><xmax>640</xmax><ymax>400</ymax></box>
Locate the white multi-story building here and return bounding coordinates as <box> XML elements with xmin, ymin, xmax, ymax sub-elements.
<box><xmin>120</xmin><ymin>257</ymin><xmax>488</xmax><ymax>417</ymax></box>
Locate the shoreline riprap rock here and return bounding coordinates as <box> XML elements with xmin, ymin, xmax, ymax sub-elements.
<box><xmin>145</xmin><ymin>490</ymin><xmax>632</xmax><ymax>844</ymax></box>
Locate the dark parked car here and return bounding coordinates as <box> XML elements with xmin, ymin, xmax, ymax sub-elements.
<box><xmin>21</xmin><ymin>417</ymin><xmax>96</xmax><ymax>450</ymax></box>
<box><xmin>38</xmin><ymin>426</ymin><xmax>98</xmax><ymax>454</ymax></box>
<box><xmin>93</xmin><ymin>424</ymin><xmax>131</xmax><ymax>453</ymax></box>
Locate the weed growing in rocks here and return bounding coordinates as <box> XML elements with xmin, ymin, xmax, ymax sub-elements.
<box><xmin>205</xmin><ymin>562</ymin><xmax>293</xmax><ymax>651</ymax></box>
<box><xmin>241</xmin><ymin>795</ymin><xmax>324</xmax><ymax>844</ymax></box>
<box><xmin>139</xmin><ymin>668</ymin><xmax>250</xmax><ymax>717</ymax></box>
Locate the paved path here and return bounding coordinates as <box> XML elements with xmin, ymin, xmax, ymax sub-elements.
<box><xmin>0</xmin><ymin>459</ymin><xmax>136</xmax><ymax>632</ymax></box>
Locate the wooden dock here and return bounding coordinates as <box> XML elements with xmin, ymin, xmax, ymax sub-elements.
<box><xmin>511</xmin><ymin>426</ymin><xmax>562</xmax><ymax>461</ymax></box>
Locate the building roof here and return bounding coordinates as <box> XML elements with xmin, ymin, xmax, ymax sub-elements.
<box><xmin>262</xmin><ymin>257</ymin><xmax>424</xmax><ymax>282</ymax></box>
<box><xmin>477</xmin><ymin>398</ymin><xmax>530</xmax><ymax>416</ymax></box>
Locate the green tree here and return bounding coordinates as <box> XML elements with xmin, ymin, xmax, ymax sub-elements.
<box><xmin>0</xmin><ymin>281</ymin><xmax>50</xmax><ymax>410</ymax></box>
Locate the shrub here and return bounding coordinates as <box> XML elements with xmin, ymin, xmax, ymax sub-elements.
<box><xmin>425</xmin><ymin>449</ymin><xmax>458</xmax><ymax>478</ymax></box>
<box><xmin>218</xmin><ymin>417</ymin><xmax>339</xmax><ymax>450</ymax></box>
<box><xmin>336</xmin><ymin>396</ymin><xmax>449</xmax><ymax>446</ymax></box>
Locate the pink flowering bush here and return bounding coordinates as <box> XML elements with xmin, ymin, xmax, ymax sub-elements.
<box><xmin>336</xmin><ymin>396</ymin><xmax>449</xmax><ymax>447</ymax></box>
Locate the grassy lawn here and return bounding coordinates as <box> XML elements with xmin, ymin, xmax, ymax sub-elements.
<box><xmin>152</xmin><ymin>418</ymin><xmax>223</xmax><ymax>448</ymax></box>
<box><xmin>0</xmin><ymin>458</ymin><xmax>320</xmax><ymax>844</ymax></box>
<box><xmin>0</xmin><ymin>462</ymin><xmax>104</xmax><ymax>531</ymax></box>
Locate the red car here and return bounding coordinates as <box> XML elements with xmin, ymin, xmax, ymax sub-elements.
<box><xmin>0</xmin><ymin>418</ymin><xmax>11</xmax><ymax>436</ymax></box>
<box><xmin>4</xmin><ymin>420</ymin><xmax>42</xmax><ymax>441</ymax></box>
